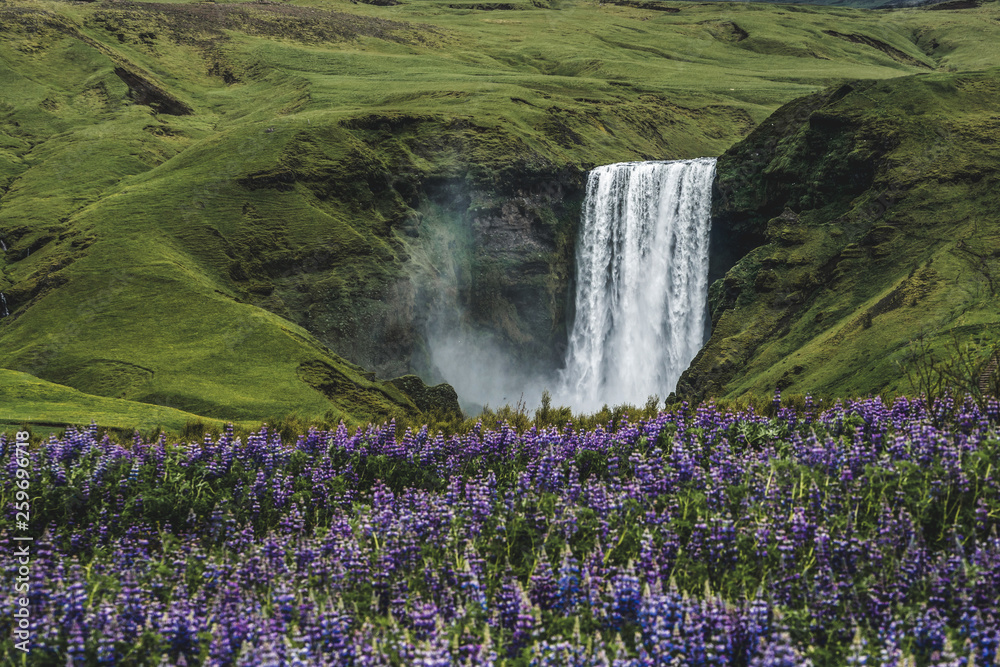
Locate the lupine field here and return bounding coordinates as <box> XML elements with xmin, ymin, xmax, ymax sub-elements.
<box><xmin>2</xmin><ymin>393</ymin><xmax>999</xmax><ymax>666</ymax></box>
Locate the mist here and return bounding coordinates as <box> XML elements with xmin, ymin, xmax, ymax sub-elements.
<box><xmin>426</xmin><ymin>328</ymin><xmax>555</xmax><ymax>414</ymax></box>
<box><xmin>414</xmin><ymin>159</ymin><xmax>716</xmax><ymax>417</ymax></box>
<box><xmin>407</xmin><ymin>181</ymin><xmax>570</xmax><ymax>415</ymax></box>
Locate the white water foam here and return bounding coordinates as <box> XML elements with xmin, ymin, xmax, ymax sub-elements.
<box><xmin>555</xmin><ymin>158</ymin><xmax>716</xmax><ymax>412</ymax></box>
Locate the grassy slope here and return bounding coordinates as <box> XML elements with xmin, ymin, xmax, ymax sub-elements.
<box><xmin>680</xmin><ymin>68</ymin><xmax>1000</xmax><ymax>400</ymax></box>
<box><xmin>0</xmin><ymin>368</ymin><xmax>238</xmax><ymax>434</ymax></box>
<box><xmin>2</xmin><ymin>0</ymin><xmax>999</xmax><ymax>426</ymax></box>
<box><xmin>686</xmin><ymin>0</ymin><xmax>927</xmax><ymax>9</ymax></box>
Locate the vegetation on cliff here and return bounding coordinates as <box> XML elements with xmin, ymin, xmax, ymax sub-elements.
<box><xmin>2</xmin><ymin>0</ymin><xmax>1000</xmax><ymax>426</ymax></box>
<box><xmin>681</xmin><ymin>68</ymin><xmax>1000</xmax><ymax>401</ymax></box>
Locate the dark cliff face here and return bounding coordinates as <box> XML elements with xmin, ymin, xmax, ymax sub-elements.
<box><xmin>235</xmin><ymin>133</ymin><xmax>587</xmax><ymax>391</ymax></box>
<box><xmin>705</xmin><ymin>83</ymin><xmax>873</xmax><ymax>292</ymax></box>
<box><xmin>680</xmin><ymin>71</ymin><xmax>1000</xmax><ymax>401</ymax></box>
<box><xmin>430</xmin><ymin>169</ymin><xmax>584</xmax><ymax>375</ymax></box>
<box><xmin>218</xmin><ymin>97</ymin><xmax>750</xmax><ymax>407</ymax></box>
<box><xmin>344</xmin><ymin>167</ymin><xmax>584</xmax><ymax>386</ymax></box>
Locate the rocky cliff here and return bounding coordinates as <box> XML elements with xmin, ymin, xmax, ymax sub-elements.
<box><xmin>236</xmin><ymin>127</ymin><xmax>587</xmax><ymax>385</ymax></box>
<box><xmin>679</xmin><ymin>70</ymin><xmax>1000</xmax><ymax>400</ymax></box>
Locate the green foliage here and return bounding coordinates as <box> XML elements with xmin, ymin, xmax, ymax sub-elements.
<box><xmin>901</xmin><ymin>332</ymin><xmax>1000</xmax><ymax>417</ymax></box>
<box><xmin>7</xmin><ymin>396</ymin><xmax>1000</xmax><ymax>665</ymax></box>
<box><xmin>0</xmin><ymin>369</ymin><xmax>234</xmax><ymax>435</ymax></box>
<box><xmin>6</xmin><ymin>0</ymin><xmax>1000</xmax><ymax>428</ymax></box>
<box><xmin>685</xmin><ymin>67</ymin><xmax>1000</xmax><ymax>402</ymax></box>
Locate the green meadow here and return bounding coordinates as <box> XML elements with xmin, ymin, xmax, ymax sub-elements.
<box><xmin>2</xmin><ymin>0</ymin><xmax>1000</xmax><ymax>430</ymax></box>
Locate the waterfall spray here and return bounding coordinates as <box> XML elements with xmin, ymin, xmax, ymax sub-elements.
<box><xmin>556</xmin><ymin>158</ymin><xmax>716</xmax><ymax>412</ymax></box>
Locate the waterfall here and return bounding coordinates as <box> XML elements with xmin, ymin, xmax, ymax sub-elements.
<box><xmin>556</xmin><ymin>158</ymin><xmax>716</xmax><ymax>412</ymax></box>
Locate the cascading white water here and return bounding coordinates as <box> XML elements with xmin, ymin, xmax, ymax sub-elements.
<box><xmin>556</xmin><ymin>158</ymin><xmax>716</xmax><ymax>412</ymax></box>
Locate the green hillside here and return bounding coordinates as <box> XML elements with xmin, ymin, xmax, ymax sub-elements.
<box><xmin>680</xmin><ymin>68</ymin><xmax>1000</xmax><ymax>401</ymax></box>
<box><xmin>678</xmin><ymin>0</ymin><xmax>964</xmax><ymax>9</ymax></box>
<box><xmin>0</xmin><ymin>368</ymin><xmax>237</xmax><ymax>434</ymax></box>
<box><xmin>2</xmin><ymin>0</ymin><xmax>1000</xmax><ymax>426</ymax></box>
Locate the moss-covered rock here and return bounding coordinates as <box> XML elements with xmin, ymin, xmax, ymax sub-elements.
<box><xmin>387</xmin><ymin>374</ymin><xmax>462</xmax><ymax>416</ymax></box>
